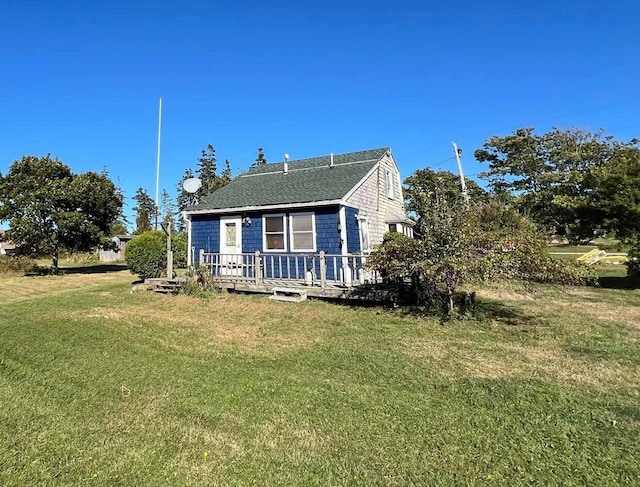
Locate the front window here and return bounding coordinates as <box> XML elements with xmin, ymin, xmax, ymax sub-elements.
<box><xmin>264</xmin><ymin>215</ymin><xmax>286</xmax><ymax>251</ymax></box>
<box><xmin>290</xmin><ymin>213</ymin><xmax>315</xmax><ymax>251</ymax></box>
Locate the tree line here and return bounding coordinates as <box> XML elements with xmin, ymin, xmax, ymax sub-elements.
<box><xmin>1</xmin><ymin>128</ymin><xmax>638</xmax><ymax>282</ymax></box>
<box><xmin>367</xmin><ymin>127</ymin><xmax>640</xmax><ymax>314</ymax></box>
<box><xmin>131</xmin><ymin>145</ymin><xmax>267</xmax><ymax>234</ymax></box>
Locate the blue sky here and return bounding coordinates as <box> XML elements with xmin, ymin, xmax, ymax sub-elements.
<box><xmin>1</xmin><ymin>0</ymin><xmax>639</xmax><ymax>225</ymax></box>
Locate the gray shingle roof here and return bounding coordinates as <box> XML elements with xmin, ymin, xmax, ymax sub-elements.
<box><xmin>187</xmin><ymin>148</ymin><xmax>389</xmax><ymax>212</ymax></box>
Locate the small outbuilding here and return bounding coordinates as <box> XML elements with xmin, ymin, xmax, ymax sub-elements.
<box><xmin>99</xmin><ymin>235</ymin><xmax>134</xmax><ymax>262</ymax></box>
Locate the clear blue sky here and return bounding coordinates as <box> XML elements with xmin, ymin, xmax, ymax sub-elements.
<box><xmin>1</xmin><ymin>0</ymin><xmax>639</xmax><ymax>225</ymax></box>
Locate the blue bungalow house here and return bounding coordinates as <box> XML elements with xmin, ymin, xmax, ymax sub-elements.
<box><xmin>183</xmin><ymin>147</ymin><xmax>412</xmax><ymax>291</ymax></box>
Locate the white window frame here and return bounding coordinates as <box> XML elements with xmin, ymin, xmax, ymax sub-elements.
<box><xmin>289</xmin><ymin>212</ymin><xmax>316</xmax><ymax>252</ymax></box>
<box><xmin>384</xmin><ymin>168</ymin><xmax>395</xmax><ymax>200</ymax></box>
<box><xmin>263</xmin><ymin>214</ymin><xmax>287</xmax><ymax>252</ymax></box>
<box><xmin>357</xmin><ymin>215</ymin><xmax>371</xmax><ymax>254</ymax></box>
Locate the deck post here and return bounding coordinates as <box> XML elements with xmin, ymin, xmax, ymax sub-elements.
<box><xmin>343</xmin><ymin>257</ymin><xmax>353</xmax><ymax>287</ymax></box>
<box><xmin>254</xmin><ymin>251</ymin><xmax>261</xmax><ymax>285</ymax></box>
<box><xmin>319</xmin><ymin>251</ymin><xmax>327</xmax><ymax>290</ymax></box>
<box><xmin>199</xmin><ymin>249</ymin><xmax>204</xmax><ymax>267</ymax></box>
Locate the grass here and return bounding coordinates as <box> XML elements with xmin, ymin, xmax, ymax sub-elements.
<box><xmin>0</xmin><ymin>268</ymin><xmax>639</xmax><ymax>486</ymax></box>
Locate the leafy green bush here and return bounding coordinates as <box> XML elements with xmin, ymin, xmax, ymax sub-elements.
<box><xmin>367</xmin><ymin>200</ymin><xmax>595</xmax><ymax>316</ymax></box>
<box><xmin>172</xmin><ymin>232</ymin><xmax>188</xmax><ymax>268</ymax></box>
<box><xmin>125</xmin><ymin>231</ymin><xmax>166</xmax><ymax>280</ymax></box>
<box><xmin>180</xmin><ymin>265</ymin><xmax>219</xmax><ymax>297</ymax></box>
<box><xmin>382</xmin><ymin>231</ymin><xmax>405</xmax><ymax>242</ymax></box>
<box><xmin>0</xmin><ymin>255</ymin><xmax>40</xmax><ymax>275</ymax></box>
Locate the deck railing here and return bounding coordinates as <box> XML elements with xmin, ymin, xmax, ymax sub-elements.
<box><xmin>198</xmin><ymin>250</ymin><xmax>379</xmax><ymax>288</ymax></box>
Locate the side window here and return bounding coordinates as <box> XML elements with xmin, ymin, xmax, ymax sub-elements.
<box><xmin>263</xmin><ymin>215</ymin><xmax>286</xmax><ymax>251</ymax></box>
<box><xmin>357</xmin><ymin>216</ymin><xmax>370</xmax><ymax>254</ymax></box>
<box><xmin>384</xmin><ymin>168</ymin><xmax>395</xmax><ymax>199</ymax></box>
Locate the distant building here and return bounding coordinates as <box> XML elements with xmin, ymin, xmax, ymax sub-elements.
<box><xmin>0</xmin><ymin>230</ymin><xmax>16</xmax><ymax>256</ymax></box>
<box><xmin>99</xmin><ymin>235</ymin><xmax>134</xmax><ymax>262</ymax></box>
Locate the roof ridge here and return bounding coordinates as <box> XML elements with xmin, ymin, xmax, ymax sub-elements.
<box><xmin>275</xmin><ymin>147</ymin><xmax>388</xmax><ymax>165</ymax></box>
<box><xmin>240</xmin><ymin>158</ymin><xmax>380</xmax><ymax>178</ymax></box>
<box><xmin>244</xmin><ymin>147</ymin><xmax>389</xmax><ymax>176</ymax></box>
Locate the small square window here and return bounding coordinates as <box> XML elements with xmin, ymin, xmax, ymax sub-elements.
<box><xmin>264</xmin><ymin>215</ymin><xmax>286</xmax><ymax>251</ymax></box>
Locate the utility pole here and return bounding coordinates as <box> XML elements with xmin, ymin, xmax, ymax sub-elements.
<box><xmin>451</xmin><ymin>141</ymin><xmax>469</xmax><ymax>204</ymax></box>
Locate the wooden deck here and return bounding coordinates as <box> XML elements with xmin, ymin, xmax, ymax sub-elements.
<box><xmin>197</xmin><ymin>251</ymin><xmax>392</xmax><ymax>302</ymax></box>
<box><xmin>145</xmin><ymin>252</ymin><xmax>394</xmax><ymax>302</ymax></box>
<box><xmin>210</xmin><ymin>277</ymin><xmax>393</xmax><ymax>302</ymax></box>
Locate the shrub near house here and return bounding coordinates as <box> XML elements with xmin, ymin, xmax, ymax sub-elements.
<box><xmin>125</xmin><ymin>230</ymin><xmax>188</xmax><ymax>280</ymax></box>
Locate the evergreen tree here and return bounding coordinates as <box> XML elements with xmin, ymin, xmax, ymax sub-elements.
<box><xmin>176</xmin><ymin>168</ymin><xmax>198</xmax><ymax>232</ymax></box>
<box><xmin>195</xmin><ymin>144</ymin><xmax>234</xmax><ymax>199</ymax></box>
<box><xmin>197</xmin><ymin>144</ymin><xmax>218</xmax><ymax>197</ymax></box>
<box><xmin>219</xmin><ymin>159</ymin><xmax>232</xmax><ymax>187</ymax></box>
<box><xmin>160</xmin><ymin>188</ymin><xmax>176</xmax><ymax>233</ymax></box>
<box><xmin>110</xmin><ymin>176</ymin><xmax>129</xmax><ymax>235</ymax></box>
<box><xmin>252</xmin><ymin>147</ymin><xmax>267</xmax><ymax>167</ymax></box>
<box><xmin>132</xmin><ymin>187</ymin><xmax>155</xmax><ymax>233</ymax></box>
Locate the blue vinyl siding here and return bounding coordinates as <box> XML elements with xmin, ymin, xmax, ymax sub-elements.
<box><xmin>190</xmin><ymin>207</ymin><xmax>345</xmax><ymax>267</ymax></box>
<box><xmin>345</xmin><ymin>206</ymin><xmax>361</xmax><ymax>254</ymax></box>
<box><xmin>191</xmin><ymin>214</ymin><xmax>219</xmax><ymax>263</ymax></box>
<box><xmin>311</xmin><ymin>207</ymin><xmax>341</xmax><ymax>254</ymax></box>
<box><xmin>241</xmin><ymin>212</ymin><xmax>263</xmax><ymax>253</ymax></box>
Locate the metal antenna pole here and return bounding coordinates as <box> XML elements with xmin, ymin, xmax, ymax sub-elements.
<box><xmin>155</xmin><ymin>97</ymin><xmax>162</xmax><ymax>229</ymax></box>
<box><xmin>452</xmin><ymin>141</ymin><xmax>469</xmax><ymax>204</ymax></box>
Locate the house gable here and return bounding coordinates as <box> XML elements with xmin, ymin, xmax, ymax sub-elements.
<box><xmin>344</xmin><ymin>151</ymin><xmax>410</xmax><ymax>245</ymax></box>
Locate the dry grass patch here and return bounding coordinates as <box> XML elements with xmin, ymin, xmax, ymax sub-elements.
<box><xmin>475</xmin><ymin>286</ymin><xmax>538</xmax><ymax>303</ymax></box>
<box><xmin>560</xmin><ymin>301</ymin><xmax>640</xmax><ymax>331</ymax></box>
<box><xmin>255</xmin><ymin>418</ymin><xmax>329</xmax><ymax>455</ymax></box>
<box><xmin>73</xmin><ymin>293</ymin><xmax>329</xmax><ymax>356</ymax></box>
<box><xmin>0</xmin><ymin>271</ymin><xmax>133</xmax><ymax>304</ymax></box>
<box><xmin>402</xmin><ymin>338</ymin><xmax>638</xmax><ymax>390</ymax></box>
<box><xmin>477</xmin><ymin>283</ymin><xmax>640</xmax><ymax>334</ymax></box>
<box><xmin>172</xmin><ymin>425</ymin><xmax>245</xmax><ymax>481</ymax></box>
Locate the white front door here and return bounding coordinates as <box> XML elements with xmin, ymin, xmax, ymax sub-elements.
<box><xmin>219</xmin><ymin>216</ymin><xmax>242</xmax><ymax>276</ymax></box>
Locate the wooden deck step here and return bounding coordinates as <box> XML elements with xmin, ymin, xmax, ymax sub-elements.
<box><xmin>145</xmin><ymin>278</ymin><xmax>186</xmax><ymax>294</ymax></box>
<box><xmin>269</xmin><ymin>286</ymin><xmax>307</xmax><ymax>303</ymax></box>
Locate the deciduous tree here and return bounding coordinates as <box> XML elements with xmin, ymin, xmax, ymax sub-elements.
<box><xmin>0</xmin><ymin>155</ymin><xmax>122</xmax><ymax>273</ymax></box>
<box><xmin>474</xmin><ymin>127</ymin><xmax>632</xmax><ymax>240</ymax></box>
<box><xmin>367</xmin><ymin>167</ymin><xmax>592</xmax><ymax>315</ymax></box>
<box><xmin>403</xmin><ymin>168</ymin><xmax>487</xmax><ymax>236</ymax></box>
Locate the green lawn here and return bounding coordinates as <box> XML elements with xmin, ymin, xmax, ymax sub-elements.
<box><xmin>0</xmin><ymin>270</ymin><xmax>639</xmax><ymax>486</ymax></box>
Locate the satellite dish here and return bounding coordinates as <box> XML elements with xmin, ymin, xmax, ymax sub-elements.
<box><xmin>182</xmin><ymin>177</ymin><xmax>202</xmax><ymax>194</ymax></box>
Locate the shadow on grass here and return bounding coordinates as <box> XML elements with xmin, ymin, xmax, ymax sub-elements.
<box><xmin>59</xmin><ymin>264</ymin><xmax>129</xmax><ymax>274</ymax></box>
<box><xmin>472</xmin><ymin>300</ymin><xmax>542</xmax><ymax>326</ymax></box>
<box><xmin>391</xmin><ymin>295</ymin><xmax>541</xmax><ymax>327</ymax></box>
<box><xmin>597</xmin><ymin>275</ymin><xmax>640</xmax><ymax>290</ymax></box>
